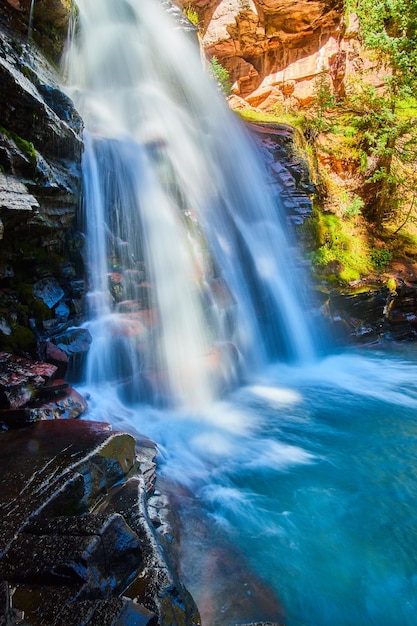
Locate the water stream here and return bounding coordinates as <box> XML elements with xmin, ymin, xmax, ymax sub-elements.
<box><xmin>66</xmin><ymin>1</ymin><xmax>417</xmax><ymax>624</ymax></box>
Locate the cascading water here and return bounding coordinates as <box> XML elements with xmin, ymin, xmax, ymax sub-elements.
<box><xmin>65</xmin><ymin>2</ymin><xmax>417</xmax><ymax>625</ymax></box>
<box><xmin>65</xmin><ymin>0</ymin><xmax>316</xmax><ymax>411</ymax></box>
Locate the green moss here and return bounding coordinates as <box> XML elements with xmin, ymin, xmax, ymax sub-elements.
<box><xmin>31</xmin><ymin>299</ymin><xmax>52</xmax><ymax>321</ymax></box>
<box><xmin>209</xmin><ymin>57</ymin><xmax>232</xmax><ymax>96</ymax></box>
<box><xmin>7</xmin><ymin>325</ymin><xmax>37</xmax><ymax>354</ymax></box>
<box><xmin>16</xmin><ymin>283</ymin><xmax>34</xmax><ymax>304</ymax></box>
<box><xmin>307</xmin><ymin>210</ymin><xmax>372</xmax><ymax>284</ymax></box>
<box><xmin>236</xmin><ymin>107</ymin><xmax>308</xmax><ymax>133</ymax></box>
<box><xmin>15</xmin><ymin>283</ymin><xmax>52</xmax><ymax>321</ymax></box>
<box><xmin>0</xmin><ymin>126</ymin><xmax>37</xmax><ymax>165</ymax></box>
<box><xmin>370</xmin><ymin>248</ymin><xmax>392</xmax><ymax>269</ymax></box>
<box><xmin>236</xmin><ymin>109</ymin><xmax>282</xmax><ymax>124</ymax></box>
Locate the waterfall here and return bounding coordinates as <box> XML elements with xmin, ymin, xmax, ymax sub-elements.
<box><xmin>65</xmin><ymin>0</ymin><xmax>317</xmax><ymax>410</ymax></box>
<box><xmin>27</xmin><ymin>0</ymin><xmax>35</xmax><ymax>41</ymax></box>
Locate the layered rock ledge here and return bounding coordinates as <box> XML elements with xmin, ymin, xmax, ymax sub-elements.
<box><xmin>0</xmin><ymin>419</ymin><xmax>200</xmax><ymax>626</ymax></box>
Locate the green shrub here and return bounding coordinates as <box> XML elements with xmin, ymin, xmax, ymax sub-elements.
<box><xmin>370</xmin><ymin>248</ymin><xmax>392</xmax><ymax>269</ymax></box>
<box><xmin>183</xmin><ymin>5</ymin><xmax>199</xmax><ymax>27</ymax></box>
<box><xmin>341</xmin><ymin>193</ymin><xmax>364</xmax><ymax>218</ymax></box>
<box><xmin>307</xmin><ymin>211</ymin><xmax>372</xmax><ymax>284</ymax></box>
<box><xmin>209</xmin><ymin>57</ymin><xmax>232</xmax><ymax>96</ymax></box>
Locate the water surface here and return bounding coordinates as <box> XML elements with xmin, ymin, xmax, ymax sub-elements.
<box><xmin>79</xmin><ymin>346</ymin><xmax>417</xmax><ymax>625</ymax></box>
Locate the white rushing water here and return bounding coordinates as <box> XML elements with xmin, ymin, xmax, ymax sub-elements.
<box><xmin>65</xmin><ymin>0</ymin><xmax>316</xmax><ymax>411</ymax></box>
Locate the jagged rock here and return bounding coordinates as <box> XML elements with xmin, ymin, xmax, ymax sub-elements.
<box><xmin>320</xmin><ymin>284</ymin><xmax>417</xmax><ymax>345</ymax></box>
<box><xmin>52</xmin><ymin>598</ymin><xmax>157</xmax><ymax>626</ymax></box>
<box><xmin>0</xmin><ymin>421</ymin><xmax>137</xmax><ymax>556</ymax></box>
<box><xmin>30</xmin><ymin>385</ymin><xmax>88</xmax><ymax>420</ymax></box>
<box><xmin>247</xmin><ymin>121</ymin><xmax>313</xmax><ymax>225</ymax></box>
<box><xmin>2</xmin><ymin>0</ymin><xmax>73</xmax><ymax>62</ymax></box>
<box><xmin>2</xmin><ymin>513</ymin><xmax>143</xmax><ymax>596</ymax></box>
<box><xmin>0</xmin><ymin>351</ymin><xmax>57</xmax><ymax>409</ymax></box>
<box><xmin>52</xmin><ymin>328</ymin><xmax>92</xmax><ymax>355</ymax></box>
<box><xmin>0</xmin><ymin>581</ymin><xmax>14</xmax><ymax>626</ymax></box>
<box><xmin>0</xmin><ymin>420</ymin><xmax>200</xmax><ymax>626</ymax></box>
<box><xmin>184</xmin><ymin>0</ymin><xmax>344</xmax><ymax>103</ymax></box>
<box><xmin>0</xmin><ymin>364</ymin><xmax>85</xmax><ymax>426</ymax></box>
<box><xmin>0</xmin><ymin>173</ymin><xmax>39</xmax><ymax>214</ymax></box>
<box><xmin>0</xmin><ymin>9</ymin><xmax>84</xmax><ymax>353</ymax></box>
<box><xmin>33</xmin><ymin>277</ymin><xmax>65</xmax><ymax>309</ymax></box>
<box><xmin>43</xmin><ymin>340</ymin><xmax>69</xmax><ymax>376</ymax></box>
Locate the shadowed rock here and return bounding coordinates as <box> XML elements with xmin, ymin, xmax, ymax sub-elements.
<box><xmin>0</xmin><ymin>420</ymin><xmax>201</xmax><ymax>625</ymax></box>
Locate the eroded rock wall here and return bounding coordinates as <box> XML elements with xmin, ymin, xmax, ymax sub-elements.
<box><xmin>0</xmin><ymin>0</ymin><xmax>84</xmax><ymax>358</ymax></box>
<box><xmin>177</xmin><ymin>0</ymin><xmax>348</xmax><ymax>108</ymax></box>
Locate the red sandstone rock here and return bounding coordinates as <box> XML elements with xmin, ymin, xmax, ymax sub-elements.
<box><xmin>0</xmin><ymin>352</ymin><xmax>57</xmax><ymax>409</ymax></box>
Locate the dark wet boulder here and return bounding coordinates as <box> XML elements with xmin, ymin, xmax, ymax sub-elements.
<box><xmin>0</xmin><ymin>351</ymin><xmax>57</xmax><ymax>409</ymax></box>
<box><xmin>52</xmin><ymin>327</ymin><xmax>93</xmax><ymax>357</ymax></box>
<box><xmin>322</xmin><ymin>283</ymin><xmax>417</xmax><ymax>345</ymax></box>
<box><xmin>52</xmin><ymin>598</ymin><xmax>158</xmax><ymax>626</ymax></box>
<box><xmin>2</xmin><ymin>513</ymin><xmax>143</xmax><ymax>595</ymax></box>
<box><xmin>0</xmin><ymin>352</ymin><xmax>88</xmax><ymax>427</ymax></box>
<box><xmin>0</xmin><ymin>420</ymin><xmax>201</xmax><ymax>626</ymax></box>
<box><xmin>33</xmin><ymin>277</ymin><xmax>65</xmax><ymax>309</ymax></box>
<box><xmin>30</xmin><ymin>384</ymin><xmax>88</xmax><ymax>421</ymax></box>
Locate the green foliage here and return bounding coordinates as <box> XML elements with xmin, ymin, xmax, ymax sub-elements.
<box><xmin>353</xmin><ymin>0</ymin><xmax>417</xmax><ymax>86</ymax></box>
<box><xmin>346</xmin><ymin>0</ymin><xmax>417</xmax><ymax>224</ymax></box>
<box><xmin>312</xmin><ymin>72</ymin><xmax>337</xmax><ymax>131</ymax></box>
<box><xmin>307</xmin><ymin>211</ymin><xmax>372</xmax><ymax>284</ymax></box>
<box><xmin>183</xmin><ymin>5</ymin><xmax>199</xmax><ymax>27</ymax></box>
<box><xmin>370</xmin><ymin>248</ymin><xmax>393</xmax><ymax>269</ymax></box>
<box><xmin>341</xmin><ymin>193</ymin><xmax>364</xmax><ymax>218</ymax></box>
<box><xmin>208</xmin><ymin>56</ymin><xmax>232</xmax><ymax>96</ymax></box>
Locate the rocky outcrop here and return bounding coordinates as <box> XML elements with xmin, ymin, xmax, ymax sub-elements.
<box><xmin>1</xmin><ymin>0</ymin><xmax>72</xmax><ymax>61</ymax></box>
<box><xmin>320</xmin><ymin>279</ymin><xmax>417</xmax><ymax>346</ymax></box>
<box><xmin>246</xmin><ymin>120</ymin><xmax>314</xmax><ymax>225</ymax></box>
<box><xmin>0</xmin><ymin>0</ymin><xmax>85</xmax><ymax>358</ymax></box>
<box><xmin>0</xmin><ymin>419</ymin><xmax>200</xmax><ymax>625</ymax></box>
<box><xmin>0</xmin><ymin>351</ymin><xmax>87</xmax><ymax>427</ymax></box>
<box><xmin>178</xmin><ymin>0</ymin><xmax>348</xmax><ymax>107</ymax></box>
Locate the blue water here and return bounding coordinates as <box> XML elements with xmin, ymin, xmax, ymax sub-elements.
<box><xmin>80</xmin><ymin>346</ymin><xmax>417</xmax><ymax>625</ymax></box>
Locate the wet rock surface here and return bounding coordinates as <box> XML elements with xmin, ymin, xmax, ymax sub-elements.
<box><xmin>0</xmin><ymin>352</ymin><xmax>87</xmax><ymax>427</ymax></box>
<box><xmin>0</xmin><ymin>4</ymin><xmax>86</xmax><ymax>360</ymax></box>
<box><xmin>320</xmin><ymin>280</ymin><xmax>417</xmax><ymax>345</ymax></box>
<box><xmin>248</xmin><ymin>121</ymin><xmax>314</xmax><ymax>227</ymax></box>
<box><xmin>0</xmin><ymin>420</ymin><xmax>201</xmax><ymax>626</ymax></box>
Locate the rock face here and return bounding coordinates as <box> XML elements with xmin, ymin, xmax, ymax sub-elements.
<box><xmin>1</xmin><ymin>0</ymin><xmax>72</xmax><ymax>61</ymax></box>
<box><xmin>0</xmin><ymin>0</ymin><xmax>85</xmax><ymax>359</ymax></box>
<box><xmin>322</xmin><ymin>281</ymin><xmax>417</xmax><ymax>346</ymax></box>
<box><xmin>177</xmin><ymin>0</ymin><xmax>347</xmax><ymax>107</ymax></box>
